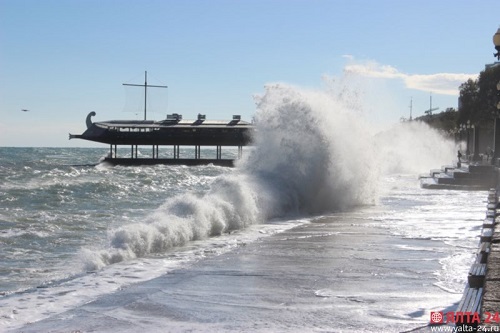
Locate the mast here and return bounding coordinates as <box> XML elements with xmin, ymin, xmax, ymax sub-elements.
<box><xmin>123</xmin><ymin>71</ymin><xmax>168</xmax><ymax>120</ymax></box>
<box><xmin>430</xmin><ymin>93</ymin><xmax>432</xmax><ymax>113</ymax></box>
<box><xmin>409</xmin><ymin>97</ymin><xmax>413</xmax><ymax>121</ymax></box>
<box><xmin>424</xmin><ymin>92</ymin><xmax>439</xmax><ymax>116</ymax></box>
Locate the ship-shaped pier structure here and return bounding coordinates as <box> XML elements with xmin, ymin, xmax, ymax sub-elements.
<box><xmin>69</xmin><ymin>72</ymin><xmax>254</xmax><ymax>166</ymax></box>
<box><xmin>70</xmin><ymin>112</ymin><xmax>254</xmax><ymax>166</ymax></box>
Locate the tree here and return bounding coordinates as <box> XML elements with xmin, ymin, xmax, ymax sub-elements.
<box><xmin>458</xmin><ymin>65</ymin><xmax>500</xmax><ymax>126</ymax></box>
<box><xmin>458</xmin><ymin>78</ymin><xmax>480</xmax><ymax>125</ymax></box>
<box><xmin>477</xmin><ymin>65</ymin><xmax>500</xmax><ymax>120</ymax></box>
<box><xmin>416</xmin><ymin>107</ymin><xmax>458</xmax><ymax>138</ymax></box>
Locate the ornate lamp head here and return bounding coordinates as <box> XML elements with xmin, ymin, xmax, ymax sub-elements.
<box><xmin>494</xmin><ymin>27</ymin><xmax>500</xmax><ymax>60</ymax></box>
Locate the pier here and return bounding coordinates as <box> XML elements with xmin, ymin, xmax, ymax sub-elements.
<box><xmin>70</xmin><ymin>112</ymin><xmax>254</xmax><ymax>166</ymax></box>
<box><xmin>69</xmin><ymin>73</ymin><xmax>255</xmax><ymax>166</ymax></box>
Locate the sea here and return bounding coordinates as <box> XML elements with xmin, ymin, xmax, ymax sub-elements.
<box><xmin>0</xmin><ymin>84</ymin><xmax>490</xmax><ymax>332</ymax></box>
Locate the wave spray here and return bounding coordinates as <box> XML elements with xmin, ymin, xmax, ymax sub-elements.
<box><xmin>82</xmin><ymin>80</ymin><xmax>455</xmax><ymax>270</ymax></box>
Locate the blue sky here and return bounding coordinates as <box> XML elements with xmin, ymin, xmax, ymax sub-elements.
<box><xmin>1</xmin><ymin>0</ymin><xmax>499</xmax><ymax>147</ymax></box>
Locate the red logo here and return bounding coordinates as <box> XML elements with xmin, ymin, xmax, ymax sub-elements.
<box><xmin>430</xmin><ymin>311</ymin><xmax>444</xmax><ymax>324</ymax></box>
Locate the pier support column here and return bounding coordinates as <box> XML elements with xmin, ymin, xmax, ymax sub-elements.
<box><xmin>216</xmin><ymin>146</ymin><xmax>222</xmax><ymax>159</ymax></box>
<box><xmin>110</xmin><ymin>144</ymin><xmax>118</xmax><ymax>158</ymax></box>
<box><xmin>173</xmin><ymin>145</ymin><xmax>180</xmax><ymax>159</ymax></box>
<box><xmin>238</xmin><ymin>146</ymin><xmax>242</xmax><ymax>159</ymax></box>
<box><xmin>152</xmin><ymin>145</ymin><xmax>159</xmax><ymax>159</ymax></box>
<box><xmin>195</xmin><ymin>145</ymin><xmax>201</xmax><ymax>159</ymax></box>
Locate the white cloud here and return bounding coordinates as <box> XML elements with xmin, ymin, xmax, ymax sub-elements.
<box><xmin>343</xmin><ymin>60</ymin><xmax>477</xmax><ymax>96</ymax></box>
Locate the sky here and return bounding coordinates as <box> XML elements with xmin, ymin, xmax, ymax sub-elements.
<box><xmin>1</xmin><ymin>0</ymin><xmax>499</xmax><ymax>147</ymax></box>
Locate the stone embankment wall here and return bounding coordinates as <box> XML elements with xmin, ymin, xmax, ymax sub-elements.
<box><xmin>456</xmin><ymin>186</ymin><xmax>500</xmax><ymax>329</ymax></box>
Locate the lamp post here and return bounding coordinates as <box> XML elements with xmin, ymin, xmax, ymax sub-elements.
<box><xmin>466</xmin><ymin>120</ymin><xmax>471</xmax><ymax>159</ymax></box>
<box><xmin>472</xmin><ymin>124</ymin><xmax>480</xmax><ymax>162</ymax></box>
<box><xmin>492</xmin><ymin>28</ymin><xmax>500</xmax><ymax>165</ymax></box>
<box><xmin>461</xmin><ymin>124</ymin><xmax>466</xmax><ymax>147</ymax></box>
<box><xmin>497</xmin><ymin>80</ymin><xmax>500</xmax><ymax>110</ymax></box>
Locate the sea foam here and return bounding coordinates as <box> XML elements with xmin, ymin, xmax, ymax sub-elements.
<box><xmin>82</xmin><ymin>81</ymin><xmax>456</xmax><ymax>270</ymax></box>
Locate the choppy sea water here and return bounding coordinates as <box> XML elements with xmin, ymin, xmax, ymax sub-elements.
<box><xmin>0</xmin><ymin>83</ymin><xmax>483</xmax><ymax>332</ymax></box>
<box><xmin>0</xmin><ymin>147</ymin><xmax>239</xmax><ymax>291</ymax></box>
<box><xmin>0</xmin><ymin>147</ymin><xmax>486</xmax><ymax>332</ymax></box>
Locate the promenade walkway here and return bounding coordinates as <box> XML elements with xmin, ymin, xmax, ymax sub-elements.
<box><xmin>479</xmin><ymin>188</ymin><xmax>500</xmax><ymax>330</ymax></box>
<box><xmin>419</xmin><ymin>161</ymin><xmax>500</xmax><ymax>331</ymax></box>
<box><xmin>449</xmin><ymin>188</ymin><xmax>500</xmax><ymax>330</ymax></box>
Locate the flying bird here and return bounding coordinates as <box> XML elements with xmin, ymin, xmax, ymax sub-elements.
<box><xmin>21</xmin><ymin>109</ymin><xmax>29</xmax><ymax>112</ymax></box>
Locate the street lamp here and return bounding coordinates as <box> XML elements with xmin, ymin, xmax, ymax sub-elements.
<box><xmin>466</xmin><ymin>120</ymin><xmax>471</xmax><ymax>158</ymax></box>
<box><xmin>492</xmin><ymin>27</ymin><xmax>500</xmax><ymax>164</ymax></box>
<box><xmin>494</xmin><ymin>27</ymin><xmax>500</xmax><ymax>61</ymax></box>
<box><xmin>497</xmin><ymin>81</ymin><xmax>500</xmax><ymax>110</ymax></box>
<box><xmin>471</xmin><ymin>123</ymin><xmax>480</xmax><ymax>161</ymax></box>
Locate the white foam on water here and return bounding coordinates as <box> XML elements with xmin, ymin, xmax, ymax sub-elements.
<box><xmin>0</xmin><ymin>218</ymin><xmax>307</xmax><ymax>331</ymax></box>
<box><xmin>81</xmin><ymin>82</ymin><xmax>384</xmax><ymax>270</ymax></box>
<box><xmin>0</xmin><ymin>71</ymin><xmax>472</xmax><ymax>332</ymax></box>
